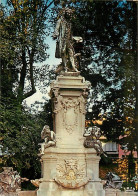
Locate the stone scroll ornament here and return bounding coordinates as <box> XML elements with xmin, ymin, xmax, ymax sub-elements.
<box><xmin>39</xmin><ymin>125</ymin><xmax>56</xmax><ymax>155</ymax></box>
<box><xmin>54</xmin><ymin>95</ymin><xmax>86</xmax><ymax>134</ymax></box>
<box><xmin>54</xmin><ymin>159</ymin><xmax>89</xmax><ymax>188</ymax></box>
<box><xmin>83</xmin><ymin>126</ymin><xmax>105</xmax><ymax>156</ymax></box>
<box><xmin>53</xmin><ymin>7</ymin><xmax>83</xmax><ymax>73</ymax></box>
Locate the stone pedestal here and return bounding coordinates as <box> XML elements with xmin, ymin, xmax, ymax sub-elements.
<box><xmin>105</xmin><ymin>189</ymin><xmax>121</xmax><ymax>196</ymax></box>
<box><xmin>37</xmin><ymin>75</ymin><xmax>105</xmax><ymax>196</ymax></box>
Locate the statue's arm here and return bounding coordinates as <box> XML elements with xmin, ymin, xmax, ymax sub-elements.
<box><xmin>44</xmin><ymin>137</ymin><xmax>48</xmax><ymax>143</ymax></box>
<box><xmin>51</xmin><ymin>131</ymin><xmax>56</xmax><ymax>141</ymax></box>
<box><xmin>53</xmin><ymin>18</ymin><xmax>61</xmax><ymax>39</ymax></box>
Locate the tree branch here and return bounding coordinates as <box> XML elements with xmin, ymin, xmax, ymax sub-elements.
<box><xmin>23</xmin><ymin>88</ymin><xmax>36</xmax><ymax>100</ymax></box>
<box><xmin>29</xmin><ymin>49</ymin><xmax>36</xmax><ymax>93</ymax></box>
<box><xmin>36</xmin><ymin>0</ymin><xmax>54</xmax><ymax>31</ymax></box>
<box><xmin>22</xmin><ymin>46</ymin><xmax>36</xmax><ymax>101</ymax></box>
<box><xmin>17</xmin><ymin>47</ymin><xmax>27</xmax><ymax>103</ymax></box>
<box><xmin>41</xmin><ymin>0</ymin><xmax>54</xmax><ymax>17</ymax></box>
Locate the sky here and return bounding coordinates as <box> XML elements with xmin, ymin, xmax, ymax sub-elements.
<box><xmin>23</xmin><ymin>36</ymin><xmax>61</xmax><ymax>108</ymax></box>
<box><xmin>1</xmin><ymin>0</ymin><xmax>60</xmax><ymax>108</ymax></box>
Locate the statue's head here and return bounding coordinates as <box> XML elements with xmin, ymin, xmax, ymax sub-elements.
<box><xmin>41</xmin><ymin>125</ymin><xmax>51</xmax><ymax>139</ymax></box>
<box><xmin>84</xmin><ymin>128</ymin><xmax>91</xmax><ymax>136</ymax></box>
<box><xmin>61</xmin><ymin>8</ymin><xmax>74</xmax><ymax>20</ymax></box>
<box><xmin>43</xmin><ymin>125</ymin><xmax>50</xmax><ymax>131</ymax></box>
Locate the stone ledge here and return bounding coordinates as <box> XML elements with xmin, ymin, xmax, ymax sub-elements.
<box><xmin>41</xmin><ymin>146</ymin><xmax>96</xmax><ymax>154</ymax></box>
<box><xmin>118</xmin><ymin>192</ymin><xmax>138</xmax><ymax>196</ymax></box>
<box><xmin>17</xmin><ymin>191</ymin><xmax>37</xmax><ymax>196</ymax></box>
<box><xmin>105</xmin><ymin>189</ymin><xmax>138</xmax><ymax>196</ymax></box>
<box><xmin>50</xmin><ymin>75</ymin><xmax>90</xmax><ymax>91</ymax></box>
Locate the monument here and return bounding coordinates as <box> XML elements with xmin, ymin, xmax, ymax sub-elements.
<box><xmin>36</xmin><ymin>7</ymin><xmax>105</xmax><ymax>196</ymax></box>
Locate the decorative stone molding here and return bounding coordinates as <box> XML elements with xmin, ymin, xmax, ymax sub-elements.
<box><xmin>54</xmin><ymin>159</ymin><xmax>89</xmax><ymax>188</ymax></box>
<box><xmin>54</xmin><ymin>96</ymin><xmax>86</xmax><ymax>114</ymax></box>
<box><xmin>53</xmin><ymin>95</ymin><xmax>63</xmax><ymax>114</ymax></box>
<box><xmin>53</xmin><ymin>95</ymin><xmax>86</xmax><ymax>134</ymax></box>
<box><xmin>77</xmin><ymin>96</ymin><xmax>86</xmax><ymax>114</ymax></box>
<box><xmin>52</xmin><ymin>87</ymin><xmax>59</xmax><ymax>98</ymax></box>
<box><xmin>62</xmin><ymin>97</ymin><xmax>78</xmax><ymax>134</ymax></box>
<box><xmin>55</xmin><ymin>136</ymin><xmax>62</xmax><ymax>143</ymax></box>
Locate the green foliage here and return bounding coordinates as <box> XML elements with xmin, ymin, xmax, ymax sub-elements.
<box><xmin>122</xmin><ymin>181</ymin><xmax>135</xmax><ymax>191</ymax></box>
<box><xmin>21</xmin><ymin>181</ymin><xmax>36</xmax><ymax>191</ymax></box>
<box><xmin>0</xmin><ymin>98</ymin><xmax>43</xmax><ymax>179</ymax></box>
<box><xmin>0</xmin><ymin>0</ymin><xmax>55</xmax><ymax>182</ymax></box>
<box><xmin>0</xmin><ymin>0</ymin><xmax>54</xmax><ymax>104</ymax></box>
<box><xmin>68</xmin><ymin>1</ymin><xmax>137</xmax><ymax>150</ymax></box>
<box><xmin>128</xmin><ymin>154</ymin><xmax>135</xmax><ymax>178</ymax></box>
<box><xmin>0</xmin><ymin>0</ymin><xmax>137</xmax><ymax>183</ymax></box>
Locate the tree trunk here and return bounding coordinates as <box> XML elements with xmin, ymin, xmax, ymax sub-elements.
<box><xmin>136</xmin><ymin>2</ymin><xmax>138</xmax><ymax>154</ymax></box>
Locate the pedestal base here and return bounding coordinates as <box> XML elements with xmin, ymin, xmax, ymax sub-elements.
<box><xmin>37</xmin><ymin>181</ymin><xmax>105</xmax><ymax>196</ymax></box>
<box><xmin>37</xmin><ymin>147</ymin><xmax>105</xmax><ymax>196</ymax></box>
<box><xmin>37</xmin><ymin>75</ymin><xmax>105</xmax><ymax>196</ymax></box>
<box><xmin>105</xmin><ymin>189</ymin><xmax>121</xmax><ymax>196</ymax></box>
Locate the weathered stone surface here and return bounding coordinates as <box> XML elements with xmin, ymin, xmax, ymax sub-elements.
<box><xmin>36</xmin><ymin>75</ymin><xmax>105</xmax><ymax>196</ymax></box>
<box><xmin>105</xmin><ymin>189</ymin><xmax>138</xmax><ymax>196</ymax></box>
<box><xmin>0</xmin><ymin>167</ymin><xmax>21</xmax><ymax>195</ymax></box>
<box><xmin>17</xmin><ymin>191</ymin><xmax>37</xmax><ymax>196</ymax></box>
<box><xmin>0</xmin><ymin>193</ymin><xmax>18</xmax><ymax>196</ymax></box>
<box><xmin>105</xmin><ymin>189</ymin><xmax>121</xmax><ymax>196</ymax></box>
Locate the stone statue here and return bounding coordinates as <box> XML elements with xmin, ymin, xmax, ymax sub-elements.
<box><xmin>0</xmin><ymin>167</ymin><xmax>28</xmax><ymax>195</ymax></box>
<box><xmin>40</xmin><ymin>125</ymin><xmax>56</xmax><ymax>154</ymax></box>
<box><xmin>83</xmin><ymin>126</ymin><xmax>104</xmax><ymax>155</ymax></box>
<box><xmin>104</xmin><ymin>172</ymin><xmax>122</xmax><ymax>189</ymax></box>
<box><xmin>53</xmin><ymin>8</ymin><xmax>83</xmax><ymax>73</ymax></box>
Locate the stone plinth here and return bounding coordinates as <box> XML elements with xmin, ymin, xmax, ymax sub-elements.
<box><xmin>37</xmin><ymin>75</ymin><xmax>105</xmax><ymax>196</ymax></box>
<box><xmin>105</xmin><ymin>189</ymin><xmax>121</xmax><ymax>196</ymax></box>
<box><xmin>50</xmin><ymin>75</ymin><xmax>89</xmax><ymax>149</ymax></box>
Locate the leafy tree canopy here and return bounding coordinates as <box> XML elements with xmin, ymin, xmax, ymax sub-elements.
<box><xmin>0</xmin><ymin>0</ymin><xmax>54</xmax><ymax>105</ymax></box>
<box><xmin>53</xmin><ymin>1</ymin><xmax>137</xmax><ymax>150</ymax></box>
<box><xmin>0</xmin><ymin>0</ymin><xmax>55</xmax><ymax>180</ymax></box>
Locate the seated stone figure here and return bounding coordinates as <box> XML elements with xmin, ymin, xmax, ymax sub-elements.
<box><xmin>40</xmin><ymin>125</ymin><xmax>56</xmax><ymax>154</ymax></box>
<box><xmin>83</xmin><ymin>126</ymin><xmax>104</xmax><ymax>155</ymax></box>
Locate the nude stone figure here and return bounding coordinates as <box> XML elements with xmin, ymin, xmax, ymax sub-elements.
<box><xmin>40</xmin><ymin>125</ymin><xmax>56</xmax><ymax>154</ymax></box>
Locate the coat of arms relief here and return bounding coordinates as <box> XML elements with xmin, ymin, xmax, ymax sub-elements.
<box><xmin>54</xmin><ymin>159</ymin><xmax>89</xmax><ymax>188</ymax></box>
